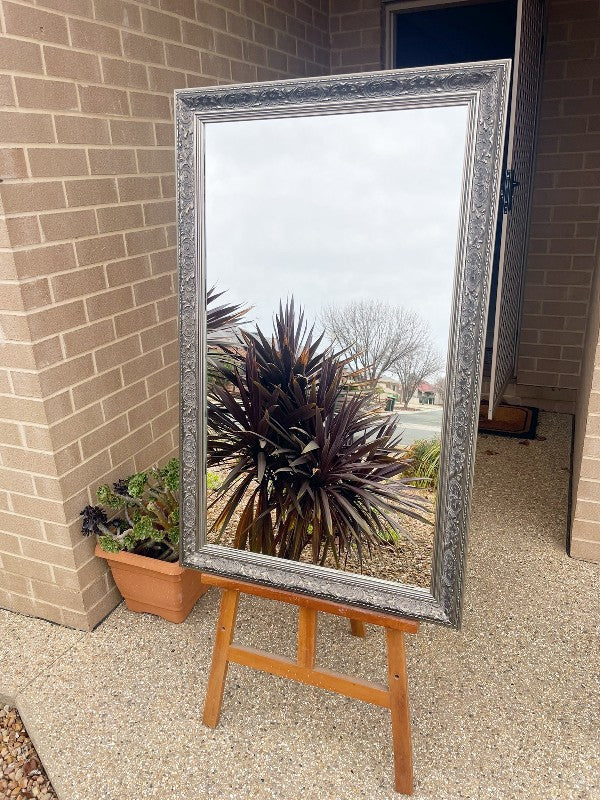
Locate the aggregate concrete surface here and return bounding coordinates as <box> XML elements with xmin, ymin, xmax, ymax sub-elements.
<box><xmin>1</xmin><ymin>413</ymin><xmax>598</xmax><ymax>799</ymax></box>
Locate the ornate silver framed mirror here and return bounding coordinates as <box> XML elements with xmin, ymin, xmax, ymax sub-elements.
<box><xmin>176</xmin><ymin>61</ymin><xmax>510</xmax><ymax>628</ymax></box>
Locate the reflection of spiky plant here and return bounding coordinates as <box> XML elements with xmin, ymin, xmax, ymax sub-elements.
<box><xmin>206</xmin><ymin>286</ymin><xmax>248</xmax><ymax>374</ymax></box>
<box><xmin>208</xmin><ymin>299</ymin><xmax>427</xmax><ymax>567</ymax></box>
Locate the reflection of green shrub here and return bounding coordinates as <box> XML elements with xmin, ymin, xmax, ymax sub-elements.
<box><xmin>405</xmin><ymin>438</ymin><xmax>441</xmax><ymax>490</ymax></box>
<box><xmin>374</xmin><ymin>524</ymin><xmax>401</xmax><ymax>545</ymax></box>
<box><xmin>207</xmin><ymin>471</ymin><xmax>221</xmax><ymax>491</ymax></box>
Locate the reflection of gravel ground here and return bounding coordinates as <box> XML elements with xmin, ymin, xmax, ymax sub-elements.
<box><xmin>206</xmin><ymin>470</ymin><xmax>434</xmax><ymax>589</ymax></box>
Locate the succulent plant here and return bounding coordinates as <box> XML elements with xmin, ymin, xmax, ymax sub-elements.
<box><xmin>80</xmin><ymin>505</ymin><xmax>112</xmax><ymax>536</ymax></box>
<box><xmin>82</xmin><ymin>459</ymin><xmax>181</xmax><ymax>562</ymax></box>
<box><xmin>112</xmin><ymin>478</ymin><xmax>130</xmax><ymax>496</ymax></box>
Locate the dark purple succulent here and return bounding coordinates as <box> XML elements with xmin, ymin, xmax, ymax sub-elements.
<box><xmin>112</xmin><ymin>479</ymin><xmax>130</xmax><ymax>496</ymax></box>
<box><xmin>80</xmin><ymin>505</ymin><xmax>109</xmax><ymax>536</ymax></box>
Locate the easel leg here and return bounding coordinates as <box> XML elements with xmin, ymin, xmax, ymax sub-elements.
<box><xmin>203</xmin><ymin>588</ymin><xmax>239</xmax><ymax>728</ymax></box>
<box><xmin>200</xmin><ymin>575</ymin><xmax>418</xmax><ymax>794</ymax></box>
<box><xmin>385</xmin><ymin>628</ymin><xmax>413</xmax><ymax>795</ymax></box>
<box><xmin>297</xmin><ymin>607</ymin><xmax>318</xmax><ymax>668</ymax></box>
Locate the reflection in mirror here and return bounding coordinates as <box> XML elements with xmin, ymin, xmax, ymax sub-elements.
<box><xmin>203</xmin><ymin>106</ymin><xmax>468</xmax><ymax>590</ymax></box>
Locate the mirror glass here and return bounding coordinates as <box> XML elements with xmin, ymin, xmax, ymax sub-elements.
<box><xmin>203</xmin><ymin>105</ymin><xmax>468</xmax><ymax>590</ymax></box>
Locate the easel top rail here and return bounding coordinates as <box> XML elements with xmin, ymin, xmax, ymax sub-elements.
<box><xmin>201</xmin><ymin>573</ymin><xmax>420</xmax><ymax>634</ymax></box>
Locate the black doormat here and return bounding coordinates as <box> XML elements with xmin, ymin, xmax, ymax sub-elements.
<box><xmin>478</xmin><ymin>402</ymin><xmax>538</xmax><ymax>439</ymax></box>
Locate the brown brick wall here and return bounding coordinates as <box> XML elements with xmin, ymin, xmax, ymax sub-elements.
<box><xmin>518</xmin><ymin>0</ymin><xmax>600</xmax><ymax>393</ymax></box>
<box><xmin>330</xmin><ymin>0</ymin><xmax>381</xmax><ymax>73</ymax></box>
<box><xmin>0</xmin><ymin>0</ymin><xmax>330</xmax><ymax>630</ymax></box>
<box><xmin>571</xmin><ymin>246</ymin><xmax>600</xmax><ymax>563</ymax></box>
<box><xmin>510</xmin><ymin>0</ymin><xmax>600</xmax><ymax>560</ymax></box>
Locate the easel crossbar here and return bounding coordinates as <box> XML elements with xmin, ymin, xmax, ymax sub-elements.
<box><xmin>228</xmin><ymin>643</ymin><xmax>391</xmax><ymax>707</ymax></box>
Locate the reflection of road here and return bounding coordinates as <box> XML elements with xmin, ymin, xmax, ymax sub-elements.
<box><xmin>391</xmin><ymin>407</ymin><xmax>444</xmax><ymax>446</ymax></box>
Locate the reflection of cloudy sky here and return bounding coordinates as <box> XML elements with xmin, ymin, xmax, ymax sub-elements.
<box><xmin>204</xmin><ymin>104</ymin><xmax>468</xmax><ymax>356</ymax></box>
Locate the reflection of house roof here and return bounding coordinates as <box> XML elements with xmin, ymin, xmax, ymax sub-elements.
<box><xmin>418</xmin><ymin>381</ymin><xmax>435</xmax><ymax>393</ymax></box>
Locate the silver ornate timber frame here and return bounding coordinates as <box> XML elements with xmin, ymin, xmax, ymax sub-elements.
<box><xmin>176</xmin><ymin>61</ymin><xmax>510</xmax><ymax>629</ymax></box>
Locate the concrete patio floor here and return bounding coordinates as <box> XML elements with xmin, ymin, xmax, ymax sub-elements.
<box><xmin>1</xmin><ymin>412</ymin><xmax>599</xmax><ymax>800</ymax></box>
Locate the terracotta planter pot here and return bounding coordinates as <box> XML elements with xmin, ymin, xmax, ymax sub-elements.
<box><xmin>95</xmin><ymin>544</ymin><xmax>208</xmax><ymax>623</ymax></box>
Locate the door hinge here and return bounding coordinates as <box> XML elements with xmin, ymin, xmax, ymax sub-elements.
<box><xmin>501</xmin><ymin>168</ymin><xmax>520</xmax><ymax>214</ymax></box>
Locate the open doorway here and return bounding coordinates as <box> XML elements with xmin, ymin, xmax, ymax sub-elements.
<box><xmin>389</xmin><ymin>0</ymin><xmax>518</xmax><ymax>67</ymax></box>
<box><xmin>385</xmin><ymin>0</ymin><xmax>545</xmax><ymax>416</ymax></box>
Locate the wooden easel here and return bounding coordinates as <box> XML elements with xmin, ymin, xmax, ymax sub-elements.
<box><xmin>201</xmin><ymin>573</ymin><xmax>419</xmax><ymax>795</ymax></box>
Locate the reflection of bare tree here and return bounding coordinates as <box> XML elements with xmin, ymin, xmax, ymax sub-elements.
<box><xmin>433</xmin><ymin>374</ymin><xmax>447</xmax><ymax>401</ymax></box>
<box><xmin>321</xmin><ymin>300</ymin><xmax>426</xmax><ymax>384</ymax></box>
<box><xmin>395</xmin><ymin>340</ymin><xmax>442</xmax><ymax>409</ymax></box>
